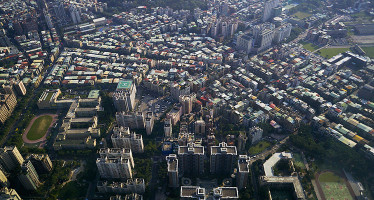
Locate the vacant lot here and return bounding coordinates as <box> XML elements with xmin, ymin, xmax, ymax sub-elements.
<box><xmin>317</xmin><ymin>48</ymin><xmax>350</xmax><ymax>58</ymax></box>
<box><xmin>293</xmin><ymin>11</ymin><xmax>312</xmax><ymax>20</ymax></box>
<box><xmin>26</xmin><ymin>115</ymin><xmax>53</xmax><ymax>141</ymax></box>
<box><xmin>249</xmin><ymin>141</ymin><xmax>271</xmax><ymax>155</ymax></box>
<box><xmin>318</xmin><ymin>171</ymin><xmax>353</xmax><ymax>200</ymax></box>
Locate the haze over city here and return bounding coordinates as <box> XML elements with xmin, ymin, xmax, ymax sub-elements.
<box><xmin>0</xmin><ymin>0</ymin><xmax>374</xmax><ymax>199</ymax></box>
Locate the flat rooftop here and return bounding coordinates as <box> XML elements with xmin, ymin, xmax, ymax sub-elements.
<box><xmin>116</xmin><ymin>80</ymin><xmax>133</xmax><ymax>90</ymax></box>
<box><xmin>238</xmin><ymin>162</ymin><xmax>249</xmax><ymax>172</ymax></box>
<box><xmin>211</xmin><ymin>143</ymin><xmax>237</xmax><ymax>155</ymax></box>
<box><xmin>88</xmin><ymin>90</ymin><xmax>100</xmax><ymax>99</ymax></box>
<box><xmin>181</xmin><ymin>186</ymin><xmax>205</xmax><ymax>198</ymax></box>
<box><xmin>167</xmin><ymin>158</ymin><xmax>178</xmax><ymax>171</ymax></box>
<box><xmin>214</xmin><ymin>187</ymin><xmax>239</xmax><ymax>198</ymax></box>
<box><xmin>263</xmin><ymin>152</ymin><xmax>292</xmax><ymax>177</ymax></box>
<box><xmin>178</xmin><ymin>145</ymin><xmax>204</xmax><ymax>155</ymax></box>
<box><xmin>238</xmin><ymin>155</ymin><xmax>250</xmax><ymax>172</ymax></box>
<box><xmin>261</xmin><ymin>176</ymin><xmax>306</xmax><ymax>199</ymax></box>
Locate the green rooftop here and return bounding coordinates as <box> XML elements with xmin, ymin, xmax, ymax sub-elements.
<box><xmin>88</xmin><ymin>90</ymin><xmax>100</xmax><ymax>99</ymax></box>
<box><xmin>117</xmin><ymin>80</ymin><xmax>133</xmax><ymax>90</ymax></box>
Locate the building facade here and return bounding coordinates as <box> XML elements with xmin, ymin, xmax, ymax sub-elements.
<box><xmin>0</xmin><ymin>88</ymin><xmax>17</xmax><ymax>124</ymax></box>
<box><xmin>0</xmin><ymin>146</ymin><xmax>24</xmax><ymax>172</ymax></box>
<box><xmin>116</xmin><ymin>112</ymin><xmax>145</xmax><ymax>129</ymax></box>
<box><xmin>237</xmin><ymin>155</ymin><xmax>250</xmax><ymax>190</ymax></box>
<box><xmin>166</xmin><ymin>154</ymin><xmax>179</xmax><ymax>188</ymax></box>
<box><xmin>178</xmin><ymin>143</ymin><xmax>205</xmax><ymax>176</ymax></box>
<box><xmin>18</xmin><ymin>160</ymin><xmax>41</xmax><ymax>191</ymax></box>
<box><xmin>164</xmin><ymin>118</ymin><xmax>172</xmax><ymax>138</ymax></box>
<box><xmin>111</xmin><ymin>126</ymin><xmax>144</xmax><ymax>153</ymax></box>
<box><xmin>210</xmin><ymin>142</ymin><xmax>237</xmax><ymax>174</ymax></box>
<box><xmin>113</xmin><ymin>80</ymin><xmax>137</xmax><ymax>112</ymax></box>
<box><xmin>96</xmin><ymin>156</ymin><xmax>133</xmax><ymax>179</ymax></box>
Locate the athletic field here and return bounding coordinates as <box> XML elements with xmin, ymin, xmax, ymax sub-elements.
<box><xmin>26</xmin><ymin>115</ymin><xmax>53</xmax><ymax>141</ymax></box>
<box><xmin>317</xmin><ymin>171</ymin><xmax>354</xmax><ymax>200</ymax></box>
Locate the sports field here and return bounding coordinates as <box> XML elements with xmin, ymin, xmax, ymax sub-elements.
<box><xmin>317</xmin><ymin>171</ymin><xmax>353</xmax><ymax>200</ymax></box>
<box><xmin>26</xmin><ymin>115</ymin><xmax>53</xmax><ymax>141</ymax></box>
<box><xmin>292</xmin><ymin>11</ymin><xmax>312</xmax><ymax>20</ymax></box>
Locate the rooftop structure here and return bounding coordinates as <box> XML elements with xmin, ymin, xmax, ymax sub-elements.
<box><xmin>180</xmin><ymin>186</ymin><xmax>206</xmax><ymax>200</ymax></box>
<box><xmin>213</xmin><ymin>187</ymin><xmax>239</xmax><ymax>199</ymax></box>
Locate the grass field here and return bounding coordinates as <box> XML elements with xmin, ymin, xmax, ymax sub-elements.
<box><xmin>26</xmin><ymin>115</ymin><xmax>53</xmax><ymax>141</ymax></box>
<box><xmin>293</xmin><ymin>11</ymin><xmax>312</xmax><ymax>20</ymax></box>
<box><xmin>302</xmin><ymin>42</ymin><xmax>319</xmax><ymax>52</ymax></box>
<box><xmin>249</xmin><ymin>141</ymin><xmax>271</xmax><ymax>155</ymax></box>
<box><xmin>362</xmin><ymin>46</ymin><xmax>374</xmax><ymax>58</ymax></box>
<box><xmin>317</xmin><ymin>48</ymin><xmax>350</xmax><ymax>58</ymax></box>
<box><xmin>293</xmin><ymin>153</ymin><xmax>306</xmax><ymax>170</ymax></box>
<box><xmin>318</xmin><ymin>171</ymin><xmax>353</xmax><ymax>200</ymax></box>
<box><xmin>58</xmin><ymin>181</ymin><xmax>87</xmax><ymax>199</ymax></box>
<box><xmin>45</xmin><ymin>92</ymin><xmax>53</xmax><ymax>101</ymax></box>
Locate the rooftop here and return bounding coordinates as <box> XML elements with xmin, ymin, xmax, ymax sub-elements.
<box><xmin>88</xmin><ymin>90</ymin><xmax>100</xmax><ymax>99</ymax></box>
<box><xmin>261</xmin><ymin>176</ymin><xmax>306</xmax><ymax>199</ymax></box>
<box><xmin>213</xmin><ymin>187</ymin><xmax>239</xmax><ymax>198</ymax></box>
<box><xmin>117</xmin><ymin>80</ymin><xmax>133</xmax><ymax>90</ymax></box>
<box><xmin>263</xmin><ymin>152</ymin><xmax>292</xmax><ymax>177</ymax></box>
<box><xmin>178</xmin><ymin>143</ymin><xmax>204</xmax><ymax>155</ymax></box>
<box><xmin>180</xmin><ymin>186</ymin><xmax>205</xmax><ymax>198</ymax></box>
<box><xmin>211</xmin><ymin>142</ymin><xmax>237</xmax><ymax>155</ymax></box>
<box><xmin>166</xmin><ymin>154</ymin><xmax>178</xmax><ymax>171</ymax></box>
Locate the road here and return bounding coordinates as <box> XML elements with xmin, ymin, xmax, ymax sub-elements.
<box><xmin>86</xmin><ymin>171</ymin><xmax>100</xmax><ymax>200</ymax></box>
<box><xmin>250</xmin><ymin>164</ymin><xmax>259</xmax><ymax>200</ymax></box>
<box><xmin>149</xmin><ymin>156</ymin><xmax>160</xmax><ymax>200</ymax></box>
<box><xmin>292</xmin><ymin>28</ymin><xmax>310</xmax><ymax>44</ymax></box>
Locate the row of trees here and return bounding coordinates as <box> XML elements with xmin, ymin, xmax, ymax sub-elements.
<box><xmin>290</xmin><ymin>124</ymin><xmax>374</xmax><ymax>180</ymax></box>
